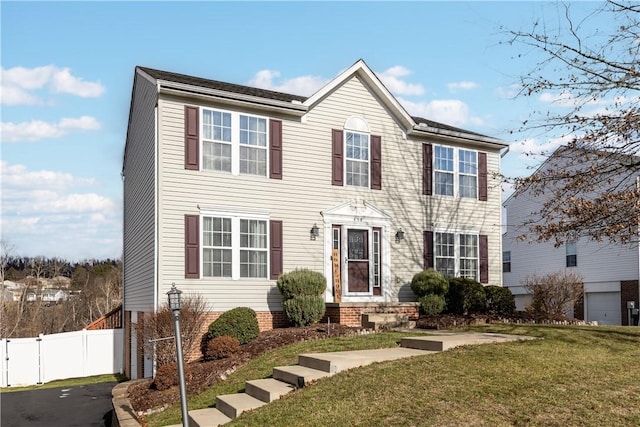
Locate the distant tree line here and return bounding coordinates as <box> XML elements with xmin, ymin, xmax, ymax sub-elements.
<box><xmin>1</xmin><ymin>240</ymin><xmax>122</xmax><ymax>338</ymax></box>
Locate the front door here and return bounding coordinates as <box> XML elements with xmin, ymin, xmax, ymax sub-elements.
<box><xmin>347</xmin><ymin>229</ymin><xmax>369</xmax><ymax>293</ymax></box>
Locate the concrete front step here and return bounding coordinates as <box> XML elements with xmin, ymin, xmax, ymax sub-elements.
<box><xmin>215</xmin><ymin>393</ymin><xmax>266</xmax><ymax>419</ymax></box>
<box><xmin>401</xmin><ymin>333</ymin><xmax>537</xmax><ymax>351</ymax></box>
<box><xmin>164</xmin><ymin>408</ymin><xmax>231</xmax><ymax>427</ymax></box>
<box><xmin>272</xmin><ymin>364</ymin><xmax>333</xmax><ymax>387</ymax></box>
<box><xmin>361</xmin><ymin>313</ymin><xmax>415</xmax><ymax>330</ymax></box>
<box><xmin>245</xmin><ymin>378</ymin><xmax>296</xmax><ymax>403</ymax></box>
<box><xmin>298</xmin><ymin>347</ymin><xmax>436</xmax><ymax>374</ymax></box>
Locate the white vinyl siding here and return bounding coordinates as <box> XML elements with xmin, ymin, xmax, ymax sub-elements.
<box><xmin>123</xmin><ymin>73</ymin><xmax>157</xmax><ymax>311</ymax></box>
<box><xmin>153</xmin><ymin>74</ymin><xmax>505</xmax><ymax>310</ymax></box>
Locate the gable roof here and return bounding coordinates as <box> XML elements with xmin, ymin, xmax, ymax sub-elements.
<box><xmin>135</xmin><ymin>60</ymin><xmax>506</xmax><ymax>147</ymax></box>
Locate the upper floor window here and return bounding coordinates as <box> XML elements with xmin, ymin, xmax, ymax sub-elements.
<box><xmin>433</xmin><ymin>146</ymin><xmax>477</xmax><ymax>198</ymax></box>
<box><xmin>345</xmin><ymin>131</ymin><xmax>370</xmax><ymax>187</ymax></box>
<box><xmin>566</xmin><ymin>241</ymin><xmax>577</xmax><ymax>267</ymax></box>
<box><xmin>503</xmin><ymin>251</ymin><xmax>511</xmax><ymax>273</ymax></box>
<box><xmin>202</xmin><ymin>108</ymin><xmax>267</xmax><ymax>176</ymax></box>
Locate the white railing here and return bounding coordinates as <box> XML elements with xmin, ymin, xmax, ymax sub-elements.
<box><xmin>1</xmin><ymin>329</ymin><xmax>123</xmax><ymax>387</ymax></box>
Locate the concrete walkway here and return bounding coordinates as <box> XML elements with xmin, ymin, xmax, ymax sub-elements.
<box><xmin>115</xmin><ymin>332</ymin><xmax>535</xmax><ymax>427</ymax></box>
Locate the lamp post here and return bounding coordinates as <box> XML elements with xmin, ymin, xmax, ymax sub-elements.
<box><xmin>167</xmin><ymin>283</ymin><xmax>189</xmax><ymax>427</ymax></box>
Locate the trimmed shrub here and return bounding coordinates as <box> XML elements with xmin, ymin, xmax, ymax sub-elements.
<box><xmin>410</xmin><ymin>269</ymin><xmax>449</xmax><ymax>298</ymax></box>
<box><xmin>283</xmin><ymin>295</ymin><xmax>326</xmax><ymax>327</ymax></box>
<box><xmin>485</xmin><ymin>285</ymin><xmax>516</xmax><ymax>316</ymax></box>
<box><xmin>205</xmin><ymin>335</ymin><xmax>240</xmax><ymax>360</ymax></box>
<box><xmin>153</xmin><ymin>363</ymin><xmax>192</xmax><ymax>391</ymax></box>
<box><xmin>277</xmin><ymin>268</ymin><xmax>326</xmax><ymax>299</ymax></box>
<box><xmin>419</xmin><ymin>294</ymin><xmax>446</xmax><ymax>316</ymax></box>
<box><xmin>445</xmin><ymin>277</ymin><xmax>486</xmax><ymax>315</ymax></box>
<box><xmin>277</xmin><ymin>269</ymin><xmax>327</xmax><ymax>326</ymax></box>
<box><xmin>207</xmin><ymin>307</ymin><xmax>259</xmax><ymax>345</ymax></box>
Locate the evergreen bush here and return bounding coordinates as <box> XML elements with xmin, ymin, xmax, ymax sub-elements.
<box><xmin>207</xmin><ymin>307</ymin><xmax>259</xmax><ymax>345</ymax></box>
<box><xmin>484</xmin><ymin>285</ymin><xmax>516</xmax><ymax>316</ymax></box>
<box><xmin>277</xmin><ymin>269</ymin><xmax>326</xmax><ymax>326</ymax></box>
<box><xmin>445</xmin><ymin>277</ymin><xmax>486</xmax><ymax>315</ymax></box>
<box><xmin>410</xmin><ymin>269</ymin><xmax>449</xmax><ymax>297</ymax></box>
<box><xmin>419</xmin><ymin>294</ymin><xmax>446</xmax><ymax>315</ymax></box>
<box><xmin>276</xmin><ymin>268</ymin><xmax>326</xmax><ymax>299</ymax></box>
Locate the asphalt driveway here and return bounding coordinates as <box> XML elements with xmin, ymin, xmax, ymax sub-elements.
<box><xmin>1</xmin><ymin>381</ymin><xmax>117</xmax><ymax>427</ymax></box>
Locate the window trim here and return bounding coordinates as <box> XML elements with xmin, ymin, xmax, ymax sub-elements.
<box><xmin>433</xmin><ymin>230</ymin><xmax>480</xmax><ymax>280</ymax></box>
<box><xmin>566</xmin><ymin>241</ymin><xmax>577</xmax><ymax>268</ymax></box>
<box><xmin>502</xmin><ymin>250</ymin><xmax>511</xmax><ymax>273</ymax></box>
<box><xmin>200</xmin><ymin>107</ymin><xmax>269</xmax><ymax>177</ymax></box>
<box><xmin>200</xmin><ymin>210</ymin><xmax>270</xmax><ymax>280</ymax></box>
<box><xmin>344</xmin><ymin>130</ymin><xmax>370</xmax><ymax>188</ymax></box>
<box><xmin>432</xmin><ymin>145</ymin><xmax>478</xmax><ymax>198</ymax></box>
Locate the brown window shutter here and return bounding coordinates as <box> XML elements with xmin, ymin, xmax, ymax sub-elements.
<box><xmin>423</xmin><ymin>144</ymin><xmax>432</xmax><ymax>195</ymax></box>
<box><xmin>184</xmin><ymin>106</ymin><xmax>199</xmax><ymax>170</ymax></box>
<box><xmin>479</xmin><ymin>234</ymin><xmax>489</xmax><ymax>283</ymax></box>
<box><xmin>423</xmin><ymin>231</ymin><xmax>434</xmax><ymax>269</ymax></box>
<box><xmin>332</xmin><ymin>129</ymin><xmax>343</xmax><ymax>186</ymax></box>
<box><xmin>185</xmin><ymin>215</ymin><xmax>199</xmax><ymax>278</ymax></box>
<box><xmin>270</xmin><ymin>220</ymin><xmax>283</xmax><ymax>280</ymax></box>
<box><xmin>269</xmin><ymin>119</ymin><xmax>282</xmax><ymax>179</ymax></box>
<box><xmin>478</xmin><ymin>152</ymin><xmax>487</xmax><ymax>201</ymax></box>
<box><xmin>371</xmin><ymin>135</ymin><xmax>382</xmax><ymax>190</ymax></box>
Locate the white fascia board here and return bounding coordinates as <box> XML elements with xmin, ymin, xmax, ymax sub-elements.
<box><xmin>303</xmin><ymin>59</ymin><xmax>415</xmax><ymax>131</ymax></box>
<box><xmin>158</xmin><ymin>82</ymin><xmax>308</xmax><ymax>116</ymax></box>
<box><xmin>409</xmin><ymin>126</ymin><xmax>508</xmax><ymax>150</ymax></box>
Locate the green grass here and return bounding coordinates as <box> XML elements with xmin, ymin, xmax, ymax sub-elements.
<box><xmin>1</xmin><ymin>373</ymin><xmax>126</xmax><ymax>393</ymax></box>
<box><xmin>149</xmin><ymin>325</ymin><xmax>640</xmax><ymax>427</ymax></box>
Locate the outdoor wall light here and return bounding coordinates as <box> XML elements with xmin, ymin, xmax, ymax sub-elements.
<box><xmin>395</xmin><ymin>228</ymin><xmax>405</xmax><ymax>243</ymax></box>
<box><xmin>310</xmin><ymin>223</ymin><xmax>319</xmax><ymax>240</ymax></box>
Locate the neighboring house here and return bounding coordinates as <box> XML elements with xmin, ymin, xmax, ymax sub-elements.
<box><xmin>502</xmin><ymin>148</ymin><xmax>640</xmax><ymax>326</ymax></box>
<box><xmin>40</xmin><ymin>289</ymin><xmax>70</xmax><ymax>303</ymax></box>
<box><xmin>123</xmin><ymin>59</ymin><xmax>508</xmax><ymax>379</ymax></box>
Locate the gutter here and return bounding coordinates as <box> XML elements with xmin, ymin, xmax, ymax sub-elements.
<box><xmin>409</xmin><ymin>124</ymin><xmax>508</xmax><ymax>150</ymax></box>
<box><xmin>158</xmin><ymin>81</ymin><xmax>308</xmax><ymax>116</ymax></box>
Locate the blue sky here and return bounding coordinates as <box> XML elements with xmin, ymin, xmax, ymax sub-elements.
<box><xmin>1</xmin><ymin>1</ymin><xmax>614</xmax><ymax>261</ymax></box>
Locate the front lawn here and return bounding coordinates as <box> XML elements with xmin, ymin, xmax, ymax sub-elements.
<box><xmin>151</xmin><ymin>325</ymin><xmax>640</xmax><ymax>426</ymax></box>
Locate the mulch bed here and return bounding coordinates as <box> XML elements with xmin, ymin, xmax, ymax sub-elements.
<box><xmin>128</xmin><ymin>324</ymin><xmax>360</xmax><ymax>415</ymax></box>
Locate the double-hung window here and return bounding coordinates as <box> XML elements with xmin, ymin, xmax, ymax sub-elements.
<box><xmin>566</xmin><ymin>241</ymin><xmax>577</xmax><ymax>267</ymax></box>
<box><xmin>433</xmin><ymin>146</ymin><xmax>477</xmax><ymax>198</ymax></box>
<box><xmin>502</xmin><ymin>251</ymin><xmax>511</xmax><ymax>273</ymax></box>
<box><xmin>435</xmin><ymin>232</ymin><xmax>455</xmax><ymax>277</ymax></box>
<box><xmin>202</xmin><ymin>214</ymin><xmax>268</xmax><ymax>279</ymax></box>
<box><xmin>202</xmin><ymin>108</ymin><xmax>267</xmax><ymax>176</ymax></box>
<box><xmin>434</xmin><ymin>146</ymin><xmax>454</xmax><ymax>196</ymax></box>
<box><xmin>459</xmin><ymin>150</ymin><xmax>477</xmax><ymax>198</ymax></box>
<box><xmin>434</xmin><ymin>231</ymin><xmax>479</xmax><ymax>280</ymax></box>
<box><xmin>345</xmin><ymin>131</ymin><xmax>369</xmax><ymax>187</ymax></box>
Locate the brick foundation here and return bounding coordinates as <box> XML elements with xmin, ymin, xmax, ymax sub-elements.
<box><xmin>621</xmin><ymin>280</ymin><xmax>639</xmax><ymax>326</ymax></box>
<box><xmin>322</xmin><ymin>302</ymin><xmax>420</xmax><ymax>327</ymax></box>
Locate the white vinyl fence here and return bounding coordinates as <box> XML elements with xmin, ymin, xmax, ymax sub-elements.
<box><xmin>1</xmin><ymin>328</ymin><xmax>123</xmax><ymax>387</ymax></box>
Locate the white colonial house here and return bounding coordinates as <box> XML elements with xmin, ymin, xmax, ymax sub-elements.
<box><xmin>502</xmin><ymin>147</ymin><xmax>640</xmax><ymax>326</ymax></box>
<box><xmin>122</xmin><ymin>59</ymin><xmax>508</xmax><ymax>378</ymax></box>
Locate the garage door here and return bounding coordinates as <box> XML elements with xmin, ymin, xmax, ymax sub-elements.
<box><xmin>586</xmin><ymin>292</ymin><xmax>621</xmax><ymax>325</ymax></box>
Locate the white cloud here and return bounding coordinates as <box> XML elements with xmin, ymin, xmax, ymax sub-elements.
<box><xmin>0</xmin><ymin>161</ymin><xmax>95</xmax><ymax>188</ymax></box>
<box><xmin>377</xmin><ymin>66</ymin><xmax>424</xmax><ymax>96</ymax></box>
<box><xmin>247</xmin><ymin>70</ymin><xmax>328</xmax><ymax>96</ymax></box>
<box><xmin>399</xmin><ymin>97</ymin><xmax>484</xmax><ymax>128</ymax></box>
<box><xmin>447</xmin><ymin>81</ymin><xmax>478</xmax><ymax>92</ymax></box>
<box><xmin>0</xmin><ymin>116</ymin><xmax>101</xmax><ymax>142</ymax></box>
<box><xmin>0</xmin><ymin>161</ymin><xmax>121</xmax><ymax>260</ymax></box>
<box><xmin>0</xmin><ymin>65</ymin><xmax>105</xmax><ymax>105</ymax></box>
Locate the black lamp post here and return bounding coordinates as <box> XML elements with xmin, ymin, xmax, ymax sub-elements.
<box><xmin>167</xmin><ymin>283</ymin><xmax>189</xmax><ymax>427</ymax></box>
